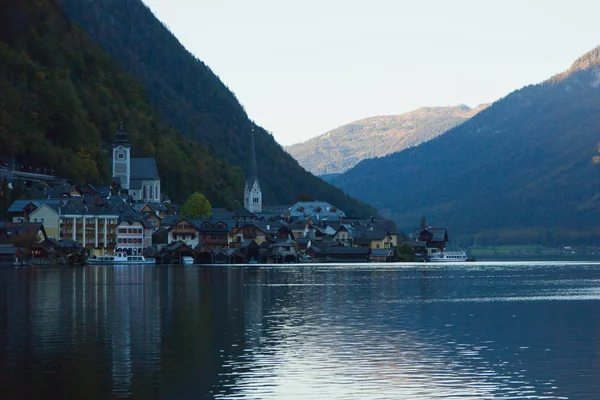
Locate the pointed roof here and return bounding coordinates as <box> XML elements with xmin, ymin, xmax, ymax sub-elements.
<box><xmin>113</xmin><ymin>121</ymin><xmax>131</xmax><ymax>147</ymax></box>
<box><xmin>246</xmin><ymin>127</ymin><xmax>259</xmax><ymax>187</ymax></box>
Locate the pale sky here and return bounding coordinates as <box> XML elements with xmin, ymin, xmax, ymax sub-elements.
<box><xmin>142</xmin><ymin>0</ymin><xmax>600</xmax><ymax>146</ymax></box>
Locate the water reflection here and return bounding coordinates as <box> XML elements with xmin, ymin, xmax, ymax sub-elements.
<box><xmin>0</xmin><ymin>263</ymin><xmax>600</xmax><ymax>398</ymax></box>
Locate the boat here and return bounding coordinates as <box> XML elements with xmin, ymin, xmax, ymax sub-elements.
<box><xmin>428</xmin><ymin>249</ymin><xmax>469</xmax><ymax>262</ymax></box>
<box><xmin>88</xmin><ymin>252</ymin><xmax>156</xmax><ymax>265</ymax></box>
<box><xmin>182</xmin><ymin>256</ymin><xmax>195</xmax><ymax>265</ymax></box>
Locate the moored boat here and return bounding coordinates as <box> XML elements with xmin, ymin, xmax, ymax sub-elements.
<box><xmin>428</xmin><ymin>250</ymin><xmax>469</xmax><ymax>262</ymax></box>
<box><xmin>88</xmin><ymin>252</ymin><xmax>156</xmax><ymax>265</ymax></box>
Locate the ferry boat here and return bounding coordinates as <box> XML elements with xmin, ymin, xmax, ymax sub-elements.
<box><xmin>88</xmin><ymin>252</ymin><xmax>156</xmax><ymax>265</ymax></box>
<box><xmin>428</xmin><ymin>249</ymin><xmax>469</xmax><ymax>262</ymax></box>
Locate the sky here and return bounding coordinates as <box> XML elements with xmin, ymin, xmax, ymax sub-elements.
<box><xmin>142</xmin><ymin>0</ymin><xmax>600</xmax><ymax>146</ymax></box>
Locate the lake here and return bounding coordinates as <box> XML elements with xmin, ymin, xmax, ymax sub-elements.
<box><xmin>1</xmin><ymin>262</ymin><xmax>600</xmax><ymax>399</ymax></box>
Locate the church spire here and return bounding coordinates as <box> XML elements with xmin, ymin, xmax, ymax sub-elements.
<box><xmin>244</xmin><ymin>126</ymin><xmax>262</xmax><ymax>213</ymax></box>
<box><xmin>248</xmin><ymin>126</ymin><xmax>258</xmax><ymax>185</ymax></box>
<box><xmin>113</xmin><ymin>119</ymin><xmax>131</xmax><ymax>147</ymax></box>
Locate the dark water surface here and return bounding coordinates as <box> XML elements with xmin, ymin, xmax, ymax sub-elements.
<box><xmin>1</xmin><ymin>262</ymin><xmax>600</xmax><ymax>399</ymax></box>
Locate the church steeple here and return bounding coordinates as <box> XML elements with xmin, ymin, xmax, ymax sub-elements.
<box><xmin>244</xmin><ymin>127</ymin><xmax>262</xmax><ymax>213</ymax></box>
<box><xmin>113</xmin><ymin>120</ymin><xmax>131</xmax><ymax>147</ymax></box>
<box><xmin>112</xmin><ymin>120</ymin><xmax>132</xmax><ymax>191</ymax></box>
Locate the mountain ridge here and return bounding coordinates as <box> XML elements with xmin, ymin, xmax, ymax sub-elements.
<box><xmin>286</xmin><ymin>104</ymin><xmax>488</xmax><ymax>176</ymax></box>
<box><xmin>331</xmin><ymin>45</ymin><xmax>600</xmax><ymax>245</ymax></box>
<box><xmin>58</xmin><ymin>0</ymin><xmax>378</xmax><ymax>217</ymax></box>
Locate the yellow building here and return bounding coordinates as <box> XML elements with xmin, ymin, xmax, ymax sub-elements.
<box><xmin>28</xmin><ymin>205</ymin><xmax>60</xmax><ymax>239</ymax></box>
<box><xmin>28</xmin><ymin>203</ymin><xmax>119</xmax><ymax>256</ymax></box>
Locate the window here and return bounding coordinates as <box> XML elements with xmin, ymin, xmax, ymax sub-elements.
<box><xmin>118</xmin><ymin>153</ymin><xmax>124</xmax><ymax>160</ymax></box>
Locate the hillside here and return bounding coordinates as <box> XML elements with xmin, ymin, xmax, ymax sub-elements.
<box><xmin>286</xmin><ymin>105</ymin><xmax>488</xmax><ymax>175</ymax></box>
<box><xmin>0</xmin><ymin>0</ymin><xmax>244</xmax><ymax>208</ymax></box>
<box><xmin>58</xmin><ymin>0</ymin><xmax>378</xmax><ymax>218</ymax></box>
<box><xmin>331</xmin><ymin>46</ymin><xmax>600</xmax><ymax>246</ymax></box>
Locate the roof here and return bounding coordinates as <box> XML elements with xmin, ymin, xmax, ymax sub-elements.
<box><xmin>130</xmin><ymin>158</ymin><xmax>159</xmax><ymax>180</ymax></box>
<box><xmin>113</xmin><ymin>124</ymin><xmax>131</xmax><ymax>146</ymax></box>
<box><xmin>289</xmin><ymin>201</ymin><xmax>345</xmax><ymax>219</ymax></box>
<box><xmin>0</xmin><ymin>244</ymin><xmax>16</xmax><ymax>255</ymax></box>
<box><xmin>233</xmin><ymin>208</ymin><xmax>256</xmax><ymax>219</ymax></box>
<box><xmin>413</xmin><ymin>228</ymin><xmax>448</xmax><ymax>242</ymax></box>
<box><xmin>7</xmin><ymin>199</ymin><xmax>63</xmax><ymax>213</ymax></box>
<box><xmin>371</xmin><ymin>248</ymin><xmax>395</xmax><ymax>257</ymax></box>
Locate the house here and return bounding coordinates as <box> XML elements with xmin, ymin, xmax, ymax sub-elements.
<box><xmin>133</xmin><ymin>202</ymin><xmax>168</xmax><ymax>218</ymax></box>
<box><xmin>212</xmin><ymin>248</ymin><xmax>229</xmax><ymax>264</ymax></box>
<box><xmin>333</xmin><ymin>225</ymin><xmax>354</xmax><ymax>246</ymax></box>
<box><xmin>270</xmin><ymin>242</ymin><xmax>298</xmax><ymax>263</ymax></box>
<box><xmin>370</xmin><ymin>248</ymin><xmax>396</xmax><ymax>263</ymax></box>
<box><xmin>305</xmin><ymin>244</ymin><xmax>325</xmax><ymax>262</ymax></box>
<box><xmin>197</xmin><ymin>219</ymin><xmax>232</xmax><ymax>248</ymax></box>
<box><xmin>0</xmin><ymin>243</ymin><xmax>21</xmax><ymax>264</ymax></box>
<box><xmin>230</xmin><ymin>223</ymin><xmax>268</xmax><ymax>246</ymax></box>
<box><xmin>412</xmin><ymin>228</ymin><xmax>448</xmax><ymax>254</ymax></box>
<box><xmin>143</xmin><ymin>212</ymin><xmax>161</xmax><ymax>231</ymax></box>
<box><xmin>28</xmin><ymin>204</ymin><xmax>60</xmax><ymax>239</ymax></box>
<box><xmin>167</xmin><ymin>219</ymin><xmax>201</xmax><ymax>248</ymax></box>
<box><xmin>158</xmin><ymin>242</ymin><xmax>196</xmax><ymax>264</ymax></box>
<box><xmin>0</xmin><ymin>222</ymin><xmax>47</xmax><ymax>246</ymax></box>
<box><xmin>115</xmin><ymin>219</ymin><xmax>153</xmax><ymax>255</ymax></box>
<box><xmin>7</xmin><ymin>199</ymin><xmax>62</xmax><ymax>223</ymax></box>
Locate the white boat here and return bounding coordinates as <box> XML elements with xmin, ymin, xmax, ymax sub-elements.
<box><xmin>88</xmin><ymin>252</ymin><xmax>156</xmax><ymax>265</ymax></box>
<box><xmin>428</xmin><ymin>250</ymin><xmax>469</xmax><ymax>262</ymax></box>
<box><xmin>182</xmin><ymin>256</ymin><xmax>195</xmax><ymax>265</ymax></box>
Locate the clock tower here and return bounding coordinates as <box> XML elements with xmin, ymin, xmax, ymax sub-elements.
<box><xmin>112</xmin><ymin>122</ymin><xmax>132</xmax><ymax>191</ymax></box>
<box><xmin>244</xmin><ymin>127</ymin><xmax>262</xmax><ymax>213</ymax></box>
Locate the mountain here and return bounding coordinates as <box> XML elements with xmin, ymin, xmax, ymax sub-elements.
<box><xmin>0</xmin><ymin>0</ymin><xmax>244</xmax><ymax>208</ymax></box>
<box><xmin>58</xmin><ymin>0</ymin><xmax>378</xmax><ymax>218</ymax></box>
<box><xmin>286</xmin><ymin>105</ymin><xmax>488</xmax><ymax>176</ymax></box>
<box><xmin>331</xmin><ymin>46</ymin><xmax>600</xmax><ymax>246</ymax></box>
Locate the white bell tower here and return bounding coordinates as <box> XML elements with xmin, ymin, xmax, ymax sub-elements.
<box><xmin>112</xmin><ymin>123</ymin><xmax>132</xmax><ymax>191</ymax></box>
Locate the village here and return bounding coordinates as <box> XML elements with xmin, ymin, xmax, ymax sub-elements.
<box><xmin>0</xmin><ymin>125</ymin><xmax>450</xmax><ymax>266</ymax></box>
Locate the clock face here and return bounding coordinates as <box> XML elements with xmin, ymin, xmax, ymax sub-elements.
<box><xmin>118</xmin><ymin>145</ymin><xmax>124</xmax><ymax>151</ymax></box>
<box><xmin>252</xmin><ymin>187</ymin><xmax>258</xmax><ymax>193</ymax></box>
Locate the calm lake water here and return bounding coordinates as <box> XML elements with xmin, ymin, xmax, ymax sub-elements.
<box><xmin>1</xmin><ymin>262</ymin><xmax>600</xmax><ymax>399</ymax></box>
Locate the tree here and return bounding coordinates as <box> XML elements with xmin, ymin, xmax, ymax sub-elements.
<box><xmin>295</xmin><ymin>192</ymin><xmax>314</xmax><ymax>202</ymax></box>
<box><xmin>180</xmin><ymin>192</ymin><xmax>211</xmax><ymax>219</ymax></box>
<box><xmin>396</xmin><ymin>243</ymin><xmax>416</xmax><ymax>262</ymax></box>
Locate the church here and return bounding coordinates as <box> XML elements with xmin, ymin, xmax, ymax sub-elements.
<box><xmin>244</xmin><ymin>128</ymin><xmax>262</xmax><ymax>213</ymax></box>
<box><xmin>112</xmin><ymin>124</ymin><xmax>162</xmax><ymax>203</ymax></box>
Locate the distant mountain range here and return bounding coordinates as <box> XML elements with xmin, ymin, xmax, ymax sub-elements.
<box><xmin>286</xmin><ymin>105</ymin><xmax>488</xmax><ymax>176</ymax></box>
<box><xmin>331</xmin><ymin>46</ymin><xmax>600</xmax><ymax>246</ymax></box>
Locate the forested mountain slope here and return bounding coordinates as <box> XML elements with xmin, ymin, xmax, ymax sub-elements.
<box><xmin>287</xmin><ymin>105</ymin><xmax>488</xmax><ymax>175</ymax></box>
<box><xmin>59</xmin><ymin>0</ymin><xmax>378</xmax><ymax>217</ymax></box>
<box><xmin>332</xmin><ymin>46</ymin><xmax>600</xmax><ymax>245</ymax></box>
<box><xmin>0</xmin><ymin>0</ymin><xmax>243</xmax><ymax>208</ymax></box>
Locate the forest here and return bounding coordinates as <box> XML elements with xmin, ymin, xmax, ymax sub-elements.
<box><xmin>58</xmin><ymin>0</ymin><xmax>378</xmax><ymax>218</ymax></box>
<box><xmin>0</xmin><ymin>0</ymin><xmax>248</xmax><ymax>209</ymax></box>
<box><xmin>333</xmin><ymin>46</ymin><xmax>600</xmax><ymax>246</ymax></box>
